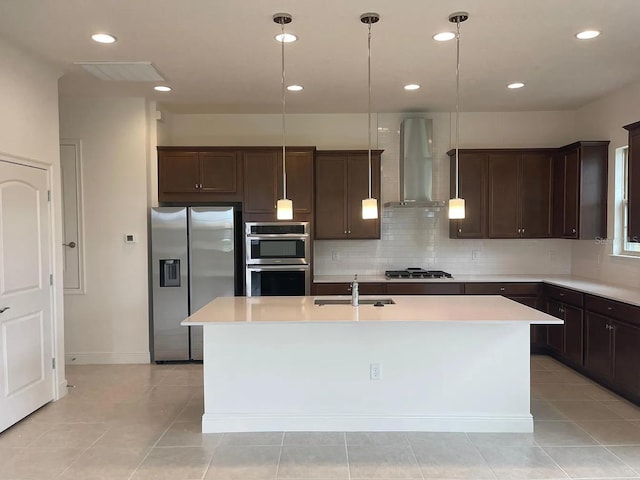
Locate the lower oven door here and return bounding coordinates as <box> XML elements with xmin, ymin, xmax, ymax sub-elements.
<box><xmin>246</xmin><ymin>265</ymin><xmax>310</xmax><ymax>297</ymax></box>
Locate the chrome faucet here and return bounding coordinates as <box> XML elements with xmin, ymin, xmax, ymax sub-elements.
<box><xmin>351</xmin><ymin>274</ymin><xmax>359</xmax><ymax>306</ymax></box>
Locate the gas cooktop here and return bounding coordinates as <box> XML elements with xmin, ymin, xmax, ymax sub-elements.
<box><xmin>384</xmin><ymin>268</ymin><xmax>453</xmax><ymax>279</ymax></box>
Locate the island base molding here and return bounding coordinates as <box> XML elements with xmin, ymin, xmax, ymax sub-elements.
<box><xmin>202</xmin><ymin>413</ymin><xmax>533</xmax><ymax>433</ymax></box>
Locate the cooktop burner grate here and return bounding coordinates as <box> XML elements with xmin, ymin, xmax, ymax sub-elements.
<box><xmin>384</xmin><ymin>268</ymin><xmax>453</xmax><ymax>279</ymax></box>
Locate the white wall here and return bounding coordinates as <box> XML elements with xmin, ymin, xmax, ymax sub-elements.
<box><xmin>0</xmin><ymin>38</ymin><xmax>66</xmax><ymax>395</ymax></box>
<box><xmin>572</xmin><ymin>80</ymin><xmax>640</xmax><ymax>287</ymax></box>
<box><xmin>59</xmin><ymin>97</ymin><xmax>150</xmax><ymax>364</ymax></box>
<box><xmin>161</xmin><ymin>110</ymin><xmax>577</xmax><ymax>276</ymax></box>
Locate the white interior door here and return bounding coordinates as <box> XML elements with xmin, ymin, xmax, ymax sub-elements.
<box><xmin>0</xmin><ymin>160</ymin><xmax>53</xmax><ymax>433</ymax></box>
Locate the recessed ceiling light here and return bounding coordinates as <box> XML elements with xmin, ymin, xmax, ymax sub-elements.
<box><xmin>403</xmin><ymin>84</ymin><xmax>421</xmax><ymax>91</ymax></box>
<box><xmin>433</xmin><ymin>32</ymin><xmax>455</xmax><ymax>41</ymax></box>
<box><xmin>287</xmin><ymin>85</ymin><xmax>303</xmax><ymax>91</ymax></box>
<box><xmin>507</xmin><ymin>82</ymin><xmax>525</xmax><ymax>89</ymax></box>
<box><xmin>91</xmin><ymin>33</ymin><xmax>117</xmax><ymax>44</ymax></box>
<box><xmin>153</xmin><ymin>85</ymin><xmax>172</xmax><ymax>92</ymax></box>
<box><xmin>275</xmin><ymin>33</ymin><xmax>297</xmax><ymax>43</ymax></box>
<box><xmin>576</xmin><ymin>30</ymin><xmax>601</xmax><ymax>40</ymax></box>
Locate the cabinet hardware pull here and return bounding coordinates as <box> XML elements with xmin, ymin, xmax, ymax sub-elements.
<box><xmin>559</xmin><ymin>293</ymin><xmax>565</xmax><ymax>296</ymax></box>
<box><xmin>499</xmin><ymin>287</ymin><xmax>505</xmax><ymax>291</ymax></box>
<box><xmin>458</xmin><ymin>228</ymin><xmax>462</xmax><ymax>233</ymax></box>
<box><xmin>195</xmin><ymin>183</ymin><xmax>199</xmax><ymax>189</ymax></box>
<box><xmin>572</xmin><ymin>228</ymin><xmax>576</xmax><ymax>233</ymax></box>
<box><xmin>607</xmin><ymin>307</ymin><xmax>613</xmax><ymax>311</ymax></box>
<box><xmin>62</xmin><ymin>242</ymin><xmax>76</xmax><ymax>248</ymax></box>
<box><xmin>0</xmin><ymin>307</ymin><xmax>10</xmax><ymax>314</ymax></box>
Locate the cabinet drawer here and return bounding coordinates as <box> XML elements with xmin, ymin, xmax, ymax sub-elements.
<box><xmin>464</xmin><ymin>282</ymin><xmax>539</xmax><ymax>296</ymax></box>
<box><xmin>386</xmin><ymin>283</ymin><xmax>464</xmax><ymax>295</ymax></box>
<box><xmin>544</xmin><ymin>285</ymin><xmax>583</xmax><ymax>307</ymax></box>
<box><xmin>585</xmin><ymin>295</ymin><xmax>640</xmax><ymax>326</ymax></box>
<box><xmin>313</xmin><ymin>282</ymin><xmax>385</xmax><ymax>296</ymax></box>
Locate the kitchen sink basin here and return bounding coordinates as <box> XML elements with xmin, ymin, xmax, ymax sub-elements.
<box><xmin>314</xmin><ymin>298</ymin><xmax>396</xmax><ymax>306</ymax></box>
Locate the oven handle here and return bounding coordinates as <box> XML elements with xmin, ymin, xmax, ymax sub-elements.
<box><xmin>246</xmin><ymin>264</ymin><xmax>310</xmax><ymax>272</ymax></box>
<box><xmin>246</xmin><ymin>233</ymin><xmax>310</xmax><ymax>239</ymax></box>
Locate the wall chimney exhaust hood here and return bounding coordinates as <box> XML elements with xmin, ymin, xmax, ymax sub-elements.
<box><xmin>384</xmin><ymin>118</ymin><xmax>446</xmax><ymax>210</ymax></box>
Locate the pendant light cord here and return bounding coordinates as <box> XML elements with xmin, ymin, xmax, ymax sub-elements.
<box><xmin>454</xmin><ymin>19</ymin><xmax>461</xmax><ymax>199</ymax></box>
<box><xmin>280</xmin><ymin>21</ymin><xmax>287</xmax><ymax>200</ymax></box>
<box><xmin>367</xmin><ymin>21</ymin><xmax>373</xmax><ymax>199</ymax></box>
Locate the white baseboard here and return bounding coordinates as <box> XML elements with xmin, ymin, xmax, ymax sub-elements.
<box><xmin>202</xmin><ymin>413</ymin><xmax>534</xmax><ymax>433</ymax></box>
<box><xmin>65</xmin><ymin>351</ymin><xmax>150</xmax><ymax>365</ymax></box>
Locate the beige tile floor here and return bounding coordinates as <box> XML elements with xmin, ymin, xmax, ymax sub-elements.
<box><xmin>3</xmin><ymin>355</ymin><xmax>640</xmax><ymax>479</ymax></box>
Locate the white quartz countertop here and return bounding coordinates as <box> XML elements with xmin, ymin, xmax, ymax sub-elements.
<box><xmin>314</xmin><ymin>274</ymin><xmax>640</xmax><ymax>308</ymax></box>
<box><xmin>182</xmin><ymin>295</ymin><xmax>563</xmax><ymax>326</ymax></box>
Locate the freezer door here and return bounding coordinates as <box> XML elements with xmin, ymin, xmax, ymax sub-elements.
<box><xmin>151</xmin><ymin>207</ymin><xmax>189</xmax><ymax>361</ymax></box>
<box><xmin>189</xmin><ymin>207</ymin><xmax>235</xmax><ymax>360</ymax></box>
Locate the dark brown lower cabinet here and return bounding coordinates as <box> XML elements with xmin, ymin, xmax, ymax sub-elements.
<box><xmin>312</xmin><ymin>283</ymin><xmax>385</xmax><ymax>296</ymax></box>
<box><xmin>585</xmin><ymin>312</ymin><xmax>612</xmax><ymax>379</ymax></box>
<box><xmin>385</xmin><ymin>283</ymin><xmax>463</xmax><ymax>295</ymax></box>
<box><xmin>586</xmin><ymin>312</ymin><xmax>640</xmax><ymax>396</ymax></box>
<box><xmin>545</xmin><ymin>299</ymin><xmax>583</xmax><ymax>366</ymax></box>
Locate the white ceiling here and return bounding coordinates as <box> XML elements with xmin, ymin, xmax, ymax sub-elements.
<box><xmin>1</xmin><ymin>0</ymin><xmax>639</xmax><ymax>114</ymax></box>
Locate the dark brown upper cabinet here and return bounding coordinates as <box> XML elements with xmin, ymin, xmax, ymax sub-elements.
<box><xmin>243</xmin><ymin>147</ymin><xmax>314</xmax><ymax>222</ymax></box>
<box><xmin>487</xmin><ymin>151</ymin><xmax>553</xmax><ymax>238</ymax></box>
<box><xmin>553</xmin><ymin>141</ymin><xmax>609</xmax><ymax>239</ymax></box>
<box><xmin>624</xmin><ymin>121</ymin><xmax>640</xmax><ymax>243</ymax></box>
<box><xmin>315</xmin><ymin>150</ymin><xmax>381</xmax><ymax>240</ymax></box>
<box><xmin>448</xmin><ymin>151</ymin><xmax>488</xmax><ymax>238</ymax></box>
<box><xmin>158</xmin><ymin>148</ymin><xmax>242</xmax><ymax>203</ymax></box>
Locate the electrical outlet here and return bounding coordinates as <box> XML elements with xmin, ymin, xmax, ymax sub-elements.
<box><xmin>472</xmin><ymin>250</ymin><xmax>479</xmax><ymax>260</ymax></box>
<box><xmin>370</xmin><ymin>363</ymin><xmax>381</xmax><ymax>380</ymax></box>
<box><xmin>331</xmin><ymin>251</ymin><xmax>339</xmax><ymax>261</ymax></box>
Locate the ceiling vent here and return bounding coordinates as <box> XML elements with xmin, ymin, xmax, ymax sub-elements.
<box><xmin>75</xmin><ymin>61</ymin><xmax>165</xmax><ymax>81</ymax></box>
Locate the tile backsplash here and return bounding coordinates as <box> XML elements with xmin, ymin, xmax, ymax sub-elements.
<box><xmin>314</xmin><ymin>208</ymin><xmax>572</xmax><ymax>276</ymax></box>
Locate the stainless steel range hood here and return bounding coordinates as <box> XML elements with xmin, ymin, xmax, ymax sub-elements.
<box><xmin>384</xmin><ymin>118</ymin><xmax>446</xmax><ymax>209</ymax></box>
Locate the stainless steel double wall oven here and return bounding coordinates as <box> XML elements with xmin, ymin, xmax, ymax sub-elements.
<box><xmin>245</xmin><ymin>222</ymin><xmax>310</xmax><ymax>296</ymax></box>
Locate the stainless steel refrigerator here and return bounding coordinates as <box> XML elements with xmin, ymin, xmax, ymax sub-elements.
<box><xmin>150</xmin><ymin>206</ymin><xmax>240</xmax><ymax>362</ymax></box>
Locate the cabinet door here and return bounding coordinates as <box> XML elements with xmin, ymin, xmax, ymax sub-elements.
<box><xmin>243</xmin><ymin>150</ymin><xmax>279</xmax><ymax>215</ymax></box>
<box><xmin>520</xmin><ymin>153</ymin><xmax>553</xmax><ymax>238</ymax></box>
<box><xmin>315</xmin><ymin>154</ymin><xmax>348</xmax><ymax>239</ymax></box>
<box><xmin>562</xmin><ymin>148</ymin><xmax>580</xmax><ymax>238</ymax></box>
<box><xmin>200</xmin><ymin>151</ymin><xmax>239</xmax><ymax>193</ymax></box>
<box><xmin>585</xmin><ymin>312</ymin><xmax>612</xmax><ymax>380</ymax></box>
<box><xmin>285</xmin><ymin>151</ymin><xmax>313</xmax><ymax>215</ymax></box>
<box><xmin>546</xmin><ymin>299</ymin><xmax>564</xmax><ymax>354</ymax></box>
<box><xmin>488</xmin><ymin>152</ymin><xmax>520</xmax><ymax>238</ymax></box>
<box><xmin>450</xmin><ymin>152</ymin><xmax>488</xmax><ymax>238</ymax></box>
<box><xmin>347</xmin><ymin>153</ymin><xmax>380</xmax><ymax>239</ymax></box>
<box><xmin>564</xmin><ymin>304</ymin><xmax>584</xmax><ymax>366</ymax></box>
<box><xmin>158</xmin><ymin>151</ymin><xmax>200</xmax><ymax>193</ymax></box>
<box><xmin>612</xmin><ymin>320</ymin><xmax>640</xmax><ymax>395</ymax></box>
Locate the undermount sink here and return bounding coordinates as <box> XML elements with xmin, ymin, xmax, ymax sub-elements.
<box><xmin>314</xmin><ymin>298</ymin><xmax>396</xmax><ymax>306</ymax></box>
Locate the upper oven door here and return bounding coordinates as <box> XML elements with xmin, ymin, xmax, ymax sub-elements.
<box><xmin>245</xmin><ymin>236</ymin><xmax>309</xmax><ymax>265</ymax></box>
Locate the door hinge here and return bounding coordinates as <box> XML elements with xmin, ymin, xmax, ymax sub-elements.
<box><xmin>50</xmin><ymin>274</ymin><xmax>53</xmax><ymax>286</ymax></box>
<box><xmin>47</xmin><ymin>190</ymin><xmax>51</xmax><ymax>202</ymax></box>
<box><xmin>52</xmin><ymin>358</ymin><xmax>56</xmax><ymax>369</ymax></box>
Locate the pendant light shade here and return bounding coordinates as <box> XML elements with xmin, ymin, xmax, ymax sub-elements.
<box><xmin>274</xmin><ymin>13</ymin><xmax>293</xmax><ymax>221</ymax></box>
<box><xmin>448</xmin><ymin>197</ymin><xmax>465</xmax><ymax>219</ymax></box>
<box><xmin>448</xmin><ymin>11</ymin><xmax>468</xmax><ymax>220</ymax></box>
<box><xmin>362</xmin><ymin>198</ymin><xmax>378</xmax><ymax>219</ymax></box>
<box><xmin>276</xmin><ymin>198</ymin><xmax>293</xmax><ymax>220</ymax></box>
<box><xmin>361</xmin><ymin>12</ymin><xmax>380</xmax><ymax>220</ymax></box>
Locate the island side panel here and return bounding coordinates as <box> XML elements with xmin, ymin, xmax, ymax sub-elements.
<box><xmin>201</xmin><ymin>321</ymin><xmax>532</xmax><ymax>432</ymax></box>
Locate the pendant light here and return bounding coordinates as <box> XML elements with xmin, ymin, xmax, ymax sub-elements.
<box><xmin>448</xmin><ymin>11</ymin><xmax>468</xmax><ymax>220</ymax></box>
<box><xmin>361</xmin><ymin>13</ymin><xmax>380</xmax><ymax>220</ymax></box>
<box><xmin>274</xmin><ymin>13</ymin><xmax>294</xmax><ymax>220</ymax></box>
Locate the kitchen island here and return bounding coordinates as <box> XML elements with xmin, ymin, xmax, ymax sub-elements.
<box><xmin>183</xmin><ymin>295</ymin><xmax>562</xmax><ymax>433</ymax></box>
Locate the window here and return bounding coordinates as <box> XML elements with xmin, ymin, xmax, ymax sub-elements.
<box><xmin>620</xmin><ymin>146</ymin><xmax>640</xmax><ymax>255</ymax></box>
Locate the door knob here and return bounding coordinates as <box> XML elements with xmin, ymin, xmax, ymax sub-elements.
<box><xmin>0</xmin><ymin>307</ymin><xmax>10</xmax><ymax>314</ymax></box>
<box><xmin>63</xmin><ymin>242</ymin><xmax>77</xmax><ymax>248</ymax></box>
